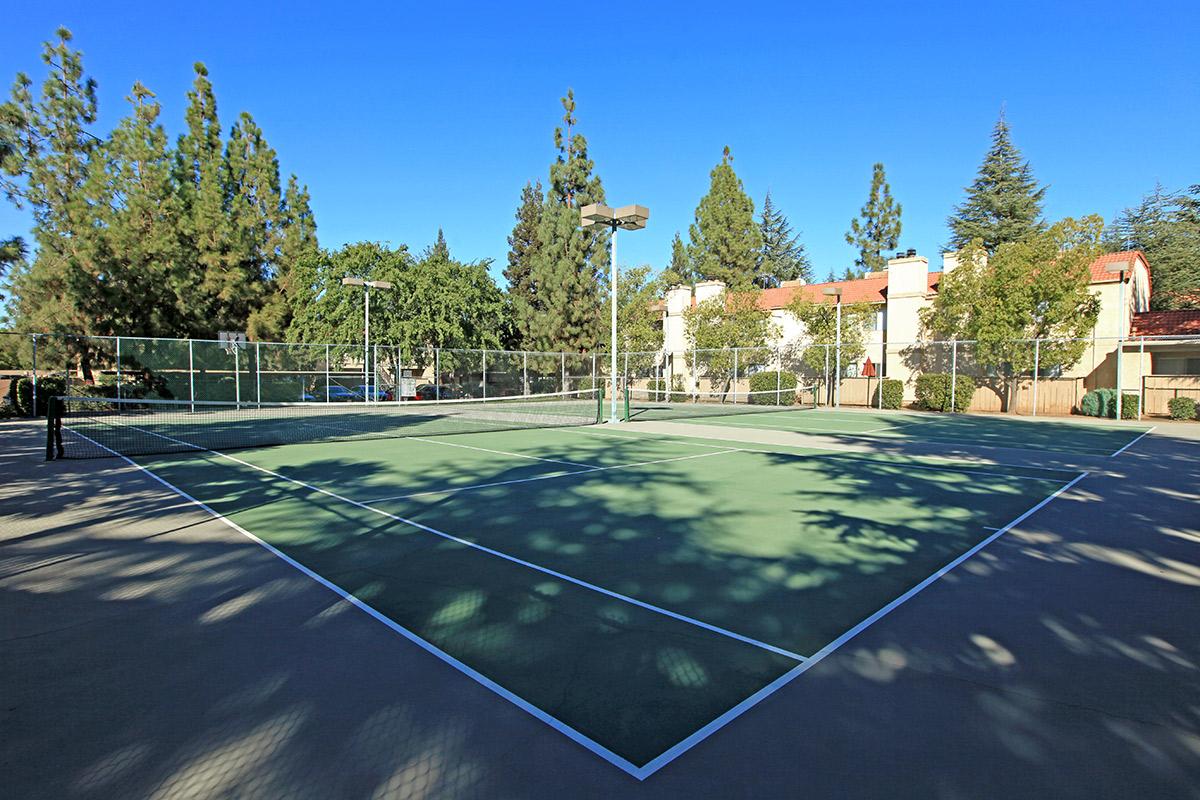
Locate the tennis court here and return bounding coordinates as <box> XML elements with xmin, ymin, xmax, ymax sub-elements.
<box><xmin>624</xmin><ymin>390</ymin><xmax>1153</xmax><ymax>457</ymax></box>
<box><xmin>45</xmin><ymin>390</ymin><xmax>1090</xmax><ymax>778</ymax></box>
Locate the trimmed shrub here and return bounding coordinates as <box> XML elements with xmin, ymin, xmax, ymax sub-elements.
<box><xmin>1167</xmin><ymin>396</ymin><xmax>1197</xmax><ymax>421</ymax></box>
<box><xmin>1095</xmin><ymin>387</ymin><xmax>1117</xmax><ymax>418</ymax></box>
<box><xmin>748</xmin><ymin>371</ymin><xmax>798</xmax><ymax>405</ymax></box>
<box><xmin>1079</xmin><ymin>390</ymin><xmax>1102</xmax><ymax>417</ymax></box>
<box><xmin>914</xmin><ymin>373</ymin><xmax>975</xmax><ymax>412</ymax></box>
<box><xmin>879</xmin><ymin>378</ymin><xmax>904</xmax><ymax>410</ymax></box>
<box><xmin>1120</xmin><ymin>392</ymin><xmax>1140</xmax><ymax>420</ymax></box>
<box><xmin>6</xmin><ymin>376</ymin><xmax>68</xmax><ymax>417</ymax></box>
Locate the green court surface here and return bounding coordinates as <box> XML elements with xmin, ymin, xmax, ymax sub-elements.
<box><xmin>133</xmin><ymin>425</ymin><xmax>1081</xmax><ymax>775</ymax></box>
<box><xmin>627</xmin><ymin>403</ymin><xmax>1152</xmax><ymax>457</ymax></box>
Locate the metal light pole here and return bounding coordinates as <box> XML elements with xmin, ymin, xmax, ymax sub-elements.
<box><xmin>580</xmin><ymin>203</ymin><xmax>650</xmax><ymax>424</ymax></box>
<box><xmin>823</xmin><ymin>286</ymin><xmax>844</xmax><ymax>408</ymax></box>
<box><xmin>342</xmin><ymin>277</ymin><xmax>394</xmax><ymax>402</ymax></box>
<box><xmin>1104</xmin><ymin>260</ymin><xmax>1130</xmax><ymax>419</ymax></box>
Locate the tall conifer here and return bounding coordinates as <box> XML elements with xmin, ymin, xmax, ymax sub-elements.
<box><xmin>758</xmin><ymin>191</ymin><xmax>811</xmax><ymax>285</ymax></box>
<box><xmin>687</xmin><ymin>146</ymin><xmax>761</xmax><ymax>288</ymax></box>
<box><xmin>845</xmin><ymin>162</ymin><xmax>902</xmax><ymax>278</ymax></box>
<box><xmin>947</xmin><ymin>114</ymin><xmax>1046</xmax><ymax>252</ymax></box>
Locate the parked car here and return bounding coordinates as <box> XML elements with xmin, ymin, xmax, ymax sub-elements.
<box><xmin>352</xmin><ymin>384</ymin><xmax>391</xmax><ymax>401</ymax></box>
<box><xmin>325</xmin><ymin>385</ymin><xmax>361</xmax><ymax>402</ymax></box>
<box><xmin>414</xmin><ymin>383</ymin><xmax>465</xmax><ymax>400</ymax></box>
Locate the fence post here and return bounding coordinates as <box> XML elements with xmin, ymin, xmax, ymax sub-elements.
<box><xmin>255</xmin><ymin>341</ymin><xmax>262</xmax><ymax>405</ymax></box>
<box><xmin>189</xmin><ymin>339</ymin><xmax>196</xmax><ymax>410</ymax></box>
<box><xmin>878</xmin><ymin>341</ymin><xmax>884</xmax><ymax>410</ymax></box>
<box><xmin>234</xmin><ymin>345</ymin><xmax>241</xmax><ymax>406</ymax></box>
<box><xmin>31</xmin><ymin>334</ymin><xmax>38</xmax><ymax>418</ymax></box>
<box><xmin>950</xmin><ymin>339</ymin><xmax>958</xmax><ymax>413</ymax></box>
<box><xmin>523</xmin><ymin>351</ymin><xmax>529</xmax><ymax>395</ymax></box>
<box><xmin>1032</xmin><ymin>338</ymin><xmax>1040</xmax><ymax>416</ymax></box>
<box><xmin>823</xmin><ymin>345</ymin><xmax>830</xmax><ymax>407</ymax></box>
<box><xmin>623</xmin><ymin>351</ymin><xmax>629</xmax><ymax>398</ymax></box>
<box><xmin>325</xmin><ymin>344</ymin><xmax>331</xmax><ymax>402</ymax></box>
<box><xmin>733</xmin><ymin>348</ymin><xmax>739</xmax><ymax>398</ymax></box>
<box><xmin>561</xmin><ymin>352</ymin><xmax>566</xmax><ymax>392</ymax></box>
<box><xmin>482</xmin><ymin>350</ymin><xmax>487</xmax><ymax>398</ymax></box>
<box><xmin>1137</xmin><ymin>337</ymin><xmax>1145</xmax><ymax>420</ymax></box>
<box><xmin>691</xmin><ymin>349</ymin><xmax>697</xmax><ymax>401</ymax></box>
<box><xmin>435</xmin><ymin>349</ymin><xmax>441</xmax><ymax>400</ymax></box>
<box><xmin>115</xmin><ymin>336</ymin><xmax>122</xmax><ymax>401</ymax></box>
<box><xmin>776</xmin><ymin>350</ymin><xmax>782</xmax><ymax>404</ymax></box>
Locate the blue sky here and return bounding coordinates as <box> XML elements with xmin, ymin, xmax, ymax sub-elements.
<box><xmin>3</xmin><ymin>0</ymin><xmax>1198</xmax><ymax>284</ymax></box>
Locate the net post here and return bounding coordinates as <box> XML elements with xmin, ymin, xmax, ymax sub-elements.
<box><xmin>255</xmin><ymin>341</ymin><xmax>262</xmax><ymax>406</ymax></box>
<box><xmin>623</xmin><ymin>352</ymin><xmax>629</xmax><ymax>402</ymax></box>
<box><xmin>1032</xmin><ymin>338</ymin><xmax>1040</xmax><ymax>416</ymax></box>
<box><xmin>116</xmin><ymin>336</ymin><xmax>122</xmax><ymax>401</ymax></box>
<box><xmin>31</xmin><ymin>334</ymin><xmax>38</xmax><ymax>419</ymax></box>
<box><xmin>623</xmin><ymin>384</ymin><xmax>629</xmax><ymax>421</ymax></box>
<box><xmin>234</xmin><ymin>344</ymin><xmax>241</xmax><ymax>407</ymax></box>
<box><xmin>45</xmin><ymin>395</ymin><xmax>56</xmax><ymax>460</ymax></box>
<box><xmin>597</xmin><ymin>382</ymin><xmax>604</xmax><ymax>423</ymax></box>
<box><xmin>950</xmin><ymin>338</ymin><xmax>958</xmax><ymax>413</ymax></box>
<box><xmin>189</xmin><ymin>339</ymin><xmax>195</xmax><ymax>411</ymax></box>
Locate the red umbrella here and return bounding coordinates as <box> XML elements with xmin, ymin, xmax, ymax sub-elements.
<box><xmin>862</xmin><ymin>356</ymin><xmax>877</xmax><ymax>378</ymax></box>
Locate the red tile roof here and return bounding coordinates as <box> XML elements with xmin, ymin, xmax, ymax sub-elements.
<box><xmin>1130</xmin><ymin>310</ymin><xmax>1200</xmax><ymax>337</ymax></box>
<box><xmin>755</xmin><ymin>272</ymin><xmax>942</xmax><ymax>310</ymax></box>
<box><xmin>1088</xmin><ymin>250</ymin><xmax>1146</xmax><ymax>284</ymax></box>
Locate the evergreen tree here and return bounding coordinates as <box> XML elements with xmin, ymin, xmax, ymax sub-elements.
<box><xmin>687</xmin><ymin>146</ymin><xmax>761</xmax><ymax>288</ymax></box>
<box><xmin>0</xmin><ymin>236</ymin><xmax>26</xmax><ymax>304</ymax></box>
<box><xmin>249</xmin><ymin>173</ymin><xmax>318</xmax><ymax>339</ymax></box>
<box><xmin>504</xmin><ymin>180</ymin><xmax>543</xmax><ymax>340</ymax></box>
<box><xmin>661</xmin><ymin>231</ymin><xmax>693</xmax><ymax>287</ymax></box>
<box><xmin>947</xmin><ymin>114</ymin><xmax>1046</xmax><ymax>252</ymax></box>
<box><xmin>1106</xmin><ymin>184</ymin><xmax>1200</xmax><ymax>310</ymax></box>
<box><xmin>844</xmin><ymin>162</ymin><xmax>902</xmax><ymax>278</ymax></box>
<box><xmin>757</xmin><ymin>191</ymin><xmax>812</xmax><ymax>286</ymax></box>
<box><xmin>521</xmin><ymin>91</ymin><xmax>607</xmax><ymax>352</ymax></box>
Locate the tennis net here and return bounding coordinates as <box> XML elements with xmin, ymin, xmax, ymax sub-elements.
<box><xmin>624</xmin><ymin>386</ymin><xmax>817</xmax><ymax>423</ymax></box>
<box><xmin>47</xmin><ymin>388</ymin><xmax>604</xmax><ymax>460</ymax></box>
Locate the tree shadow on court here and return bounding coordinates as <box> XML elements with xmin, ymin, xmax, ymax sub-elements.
<box><xmin>3</xmin><ymin>423</ymin><xmax>1200</xmax><ymax>798</ymax></box>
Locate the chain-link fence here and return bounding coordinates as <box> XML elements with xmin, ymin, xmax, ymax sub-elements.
<box><xmin>3</xmin><ymin>330</ymin><xmax>1198</xmax><ymax>419</ymax></box>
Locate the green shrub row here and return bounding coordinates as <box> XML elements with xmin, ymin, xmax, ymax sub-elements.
<box><xmin>6</xmin><ymin>376</ymin><xmax>68</xmax><ymax>417</ymax></box>
<box><xmin>645</xmin><ymin>376</ymin><xmax>689</xmax><ymax>403</ymax></box>
<box><xmin>1080</xmin><ymin>388</ymin><xmax>1141</xmax><ymax>419</ymax></box>
<box><xmin>1167</xmin><ymin>396</ymin><xmax>1198</xmax><ymax>421</ymax></box>
<box><xmin>914</xmin><ymin>373</ymin><xmax>975</xmax><ymax>412</ymax></box>
<box><xmin>748</xmin><ymin>371</ymin><xmax>798</xmax><ymax>405</ymax></box>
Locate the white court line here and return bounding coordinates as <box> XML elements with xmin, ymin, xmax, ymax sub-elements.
<box><xmin>361</xmin><ymin>449</ymin><xmax>742</xmax><ymax>504</ymax></box>
<box><xmin>60</xmin><ymin>429</ymin><xmax>649</xmax><ymax>778</ymax></box>
<box><xmin>404</xmin><ymin>435</ymin><xmax>598</xmax><ymax>469</ymax></box>
<box><xmin>1109</xmin><ymin>426</ymin><xmax>1155</xmax><ymax>458</ymax></box>
<box><xmin>88</xmin><ymin>424</ymin><xmax>799</xmax><ymax>658</ymax></box>
<box><xmin>555</xmin><ymin>427</ymin><xmax>1074</xmax><ymax>483</ymax></box>
<box><xmin>636</xmin><ymin>469</ymin><xmax>1092</xmax><ymax>779</ymax></box>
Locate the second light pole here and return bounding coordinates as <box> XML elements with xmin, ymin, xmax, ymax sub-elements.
<box><xmin>580</xmin><ymin>203</ymin><xmax>650</xmax><ymax>423</ymax></box>
<box><xmin>823</xmin><ymin>285</ymin><xmax>844</xmax><ymax>408</ymax></box>
<box><xmin>342</xmin><ymin>276</ymin><xmax>394</xmax><ymax>402</ymax></box>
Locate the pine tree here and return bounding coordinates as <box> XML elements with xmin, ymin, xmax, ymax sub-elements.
<box><xmin>947</xmin><ymin>113</ymin><xmax>1046</xmax><ymax>252</ymax></box>
<box><xmin>661</xmin><ymin>232</ymin><xmax>693</xmax><ymax>287</ymax></box>
<box><xmin>844</xmin><ymin>162</ymin><xmax>902</xmax><ymax>278</ymax></box>
<box><xmin>521</xmin><ymin>90</ymin><xmax>607</xmax><ymax>352</ymax></box>
<box><xmin>687</xmin><ymin>146</ymin><xmax>761</xmax><ymax>288</ymax></box>
<box><xmin>1107</xmin><ymin>184</ymin><xmax>1200</xmax><ymax>310</ymax></box>
<box><xmin>757</xmin><ymin>191</ymin><xmax>811</xmax><ymax>286</ymax></box>
<box><xmin>504</xmin><ymin>180</ymin><xmax>543</xmax><ymax>341</ymax></box>
<box><xmin>249</xmin><ymin>174</ymin><xmax>318</xmax><ymax>339</ymax></box>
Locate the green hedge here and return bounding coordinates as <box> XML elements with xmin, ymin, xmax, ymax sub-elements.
<box><xmin>914</xmin><ymin>373</ymin><xmax>974</xmax><ymax>412</ymax></box>
<box><xmin>748</xmin><ymin>371</ymin><xmax>798</xmax><ymax>405</ymax></box>
<box><xmin>6</xmin><ymin>376</ymin><xmax>68</xmax><ymax>417</ymax></box>
<box><xmin>879</xmin><ymin>378</ymin><xmax>903</xmax><ymax>410</ymax></box>
<box><xmin>1080</xmin><ymin>388</ymin><xmax>1139</xmax><ymax>419</ymax></box>
<box><xmin>1167</xmin><ymin>396</ymin><xmax>1197</xmax><ymax>421</ymax></box>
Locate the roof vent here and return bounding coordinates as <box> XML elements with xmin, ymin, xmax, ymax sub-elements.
<box><xmin>906</xmin><ymin>248</ymin><xmax>917</xmax><ymax>258</ymax></box>
<box><xmin>895</xmin><ymin>251</ymin><xmax>906</xmax><ymax>259</ymax></box>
